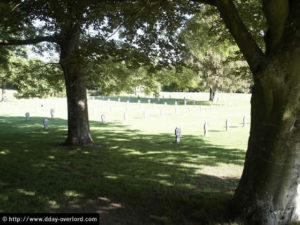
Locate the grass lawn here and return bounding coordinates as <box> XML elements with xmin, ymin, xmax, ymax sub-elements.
<box><xmin>0</xmin><ymin>91</ymin><xmax>251</xmax><ymax>224</ymax></box>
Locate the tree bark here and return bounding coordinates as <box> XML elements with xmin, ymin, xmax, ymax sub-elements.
<box><xmin>233</xmin><ymin>12</ymin><xmax>300</xmax><ymax>224</ymax></box>
<box><xmin>209</xmin><ymin>88</ymin><xmax>216</xmax><ymax>102</ymax></box>
<box><xmin>59</xmin><ymin>25</ymin><xmax>94</xmax><ymax>146</ymax></box>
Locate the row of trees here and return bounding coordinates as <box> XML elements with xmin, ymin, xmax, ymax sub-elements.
<box><xmin>1</xmin><ymin>0</ymin><xmax>300</xmax><ymax>224</ymax></box>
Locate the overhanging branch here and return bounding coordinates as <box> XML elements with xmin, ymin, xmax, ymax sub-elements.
<box><xmin>190</xmin><ymin>0</ymin><xmax>265</xmax><ymax>74</ymax></box>
<box><xmin>0</xmin><ymin>36</ymin><xmax>58</xmax><ymax>46</ymax></box>
<box><xmin>215</xmin><ymin>0</ymin><xmax>265</xmax><ymax>74</ymax></box>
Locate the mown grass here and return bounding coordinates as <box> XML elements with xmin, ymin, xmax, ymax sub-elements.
<box><xmin>0</xmin><ymin>92</ymin><xmax>250</xmax><ymax>224</ymax></box>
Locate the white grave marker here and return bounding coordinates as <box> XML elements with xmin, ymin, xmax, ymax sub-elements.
<box><xmin>50</xmin><ymin>109</ymin><xmax>55</xmax><ymax>118</ymax></box>
<box><xmin>25</xmin><ymin>112</ymin><xmax>30</xmax><ymax>121</ymax></box>
<box><xmin>226</xmin><ymin>119</ymin><xmax>230</xmax><ymax>131</ymax></box>
<box><xmin>124</xmin><ymin>112</ymin><xmax>128</xmax><ymax>121</ymax></box>
<box><xmin>43</xmin><ymin>119</ymin><xmax>49</xmax><ymax>129</ymax></box>
<box><xmin>175</xmin><ymin>127</ymin><xmax>181</xmax><ymax>143</ymax></box>
<box><xmin>204</xmin><ymin>122</ymin><xmax>208</xmax><ymax>137</ymax></box>
<box><xmin>243</xmin><ymin>116</ymin><xmax>247</xmax><ymax>127</ymax></box>
<box><xmin>101</xmin><ymin>114</ymin><xmax>106</xmax><ymax>124</ymax></box>
<box><xmin>148</xmin><ymin>99</ymin><xmax>151</xmax><ymax>104</ymax></box>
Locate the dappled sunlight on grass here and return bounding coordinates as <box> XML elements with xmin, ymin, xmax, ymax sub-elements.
<box><xmin>0</xmin><ymin>93</ymin><xmax>250</xmax><ymax>224</ymax></box>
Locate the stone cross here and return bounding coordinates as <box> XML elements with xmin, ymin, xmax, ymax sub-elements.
<box><xmin>44</xmin><ymin>119</ymin><xmax>49</xmax><ymax>129</ymax></box>
<box><xmin>175</xmin><ymin>127</ymin><xmax>181</xmax><ymax>143</ymax></box>
<box><xmin>25</xmin><ymin>112</ymin><xmax>30</xmax><ymax>121</ymax></box>
<box><xmin>204</xmin><ymin>122</ymin><xmax>208</xmax><ymax>137</ymax></box>
<box><xmin>50</xmin><ymin>109</ymin><xmax>55</xmax><ymax>118</ymax></box>
<box><xmin>101</xmin><ymin>114</ymin><xmax>106</xmax><ymax>124</ymax></box>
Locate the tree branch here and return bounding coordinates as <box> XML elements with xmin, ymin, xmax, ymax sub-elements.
<box><xmin>0</xmin><ymin>36</ymin><xmax>58</xmax><ymax>46</ymax></box>
<box><xmin>263</xmin><ymin>0</ymin><xmax>289</xmax><ymax>53</ymax></box>
<box><xmin>215</xmin><ymin>0</ymin><xmax>265</xmax><ymax>74</ymax></box>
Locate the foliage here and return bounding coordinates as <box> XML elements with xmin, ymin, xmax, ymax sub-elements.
<box><xmin>182</xmin><ymin>9</ymin><xmax>252</xmax><ymax>93</ymax></box>
<box><xmin>9</xmin><ymin>57</ymin><xmax>65</xmax><ymax>98</ymax></box>
<box><xmin>0</xmin><ymin>1</ymin><xmax>201</xmax><ymax>65</ymax></box>
<box><xmin>159</xmin><ymin>67</ymin><xmax>200</xmax><ymax>92</ymax></box>
<box><xmin>86</xmin><ymin>57</ymin><xmax>161</xmax><ymax>96</ymax></box>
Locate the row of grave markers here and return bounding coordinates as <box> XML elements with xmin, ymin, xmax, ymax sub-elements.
<box><xmin>25</xmin><ymin>109</ymin><xmax>248</xmax><ymax>137</ymax></box>
<box><xmin>175</xmin><ymin>116</ymin><xmax>247</xmax><ymax>143</ymax></box>
<box><xmin>95</xmin><ymin>94</ymin><xmax>222</xmax><ymax>104</ymax></box>
<box><xmin>93</xmin><ymin>95</ymin><xmax>222</xmax><ymax>107</ymax></box>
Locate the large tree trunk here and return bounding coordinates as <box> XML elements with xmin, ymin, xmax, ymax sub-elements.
<box><xmin>59</xmin><ymin>25</ymin><xmax>93</xmax><ymax>146</ymax></box>
<box><xmin>233</xmin><ymin>32</ymin><xmax>300</xmax><ymax>224</ymax></box>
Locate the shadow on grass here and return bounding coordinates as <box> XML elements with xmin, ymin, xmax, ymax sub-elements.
<box><xmin>0</xmin><ymin>116</ymin><xmax>245</xmax><ymax>224</ymax></box>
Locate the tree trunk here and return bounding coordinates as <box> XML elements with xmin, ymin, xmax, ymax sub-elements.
<box><xmin>233</xmin><ymin>31</ymin><xmax>300</xmax><ymax>224</ymax></box>
<box><xmin>209</xmin><ymin>88</ymin><xmax>216</xmax><ymax>101</ymax></box>
<box><xmin>59</xmin><ymin>25</ymin><xmax>94</xmax><ymax>146</ymax></box>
